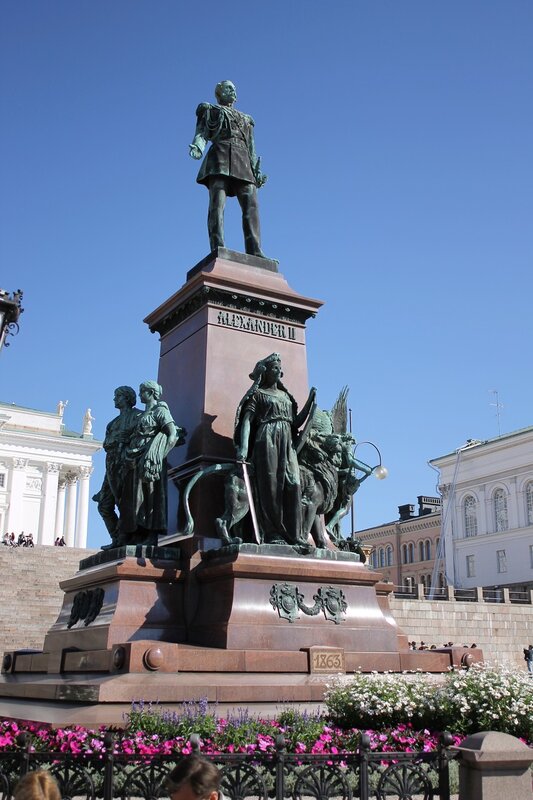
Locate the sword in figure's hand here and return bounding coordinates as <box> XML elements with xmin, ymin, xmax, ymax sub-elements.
<box><xmin>239</xmin><ymin>459</ymin><xmax>261</xmax><ymax>545</ymax></box>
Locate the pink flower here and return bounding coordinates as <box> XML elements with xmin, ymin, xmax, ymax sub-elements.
<box><xmin>257</xmin><ymin>735</ymin><xmax>274</xmax><ymax>752</ymax></box>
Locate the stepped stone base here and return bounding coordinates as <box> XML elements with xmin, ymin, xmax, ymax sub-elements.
<box><xmin>0</xmin><ymin>544</ymin><xmax>483</xmax><ymax>725</ymax></box>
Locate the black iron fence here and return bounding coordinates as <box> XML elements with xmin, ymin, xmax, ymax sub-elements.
<box><xmin>0</xmin><ymin>731</ymin><xmax>456</xmax><ymax>800</ymax></box>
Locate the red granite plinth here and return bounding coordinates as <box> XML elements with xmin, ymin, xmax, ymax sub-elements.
<box><xmin>0</xmin><ymin>544</ymin><xmax>485</xmax><ymax>724</ymax></box>
<box><xmin>143</xmin><ymin>249</ymin><xmax>323</xmax><ymax>540</ymax></box>
<box><xmin>41</xmin><ymin>550</ymin><xmax>186</xmax><ymax>657</ymax></box>
<box><xmin>188</xmin><ymin>545</ymin><xmax>404</xmax><ymax>652</ymax></box>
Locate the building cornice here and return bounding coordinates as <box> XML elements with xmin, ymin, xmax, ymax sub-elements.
<box><xmin>431</xmin><ymin>427</ymin><xmax>533</xmax><ymax>467</ymax></box>
<box><xmin>359</xmin><ymin>513</ymin><xmax>441</xmax><ymax>539</ymax></box>
<box><xmin>0</xmin><ymin>430</ymin><xmax>101</xmax><ymax>455</ymax></box>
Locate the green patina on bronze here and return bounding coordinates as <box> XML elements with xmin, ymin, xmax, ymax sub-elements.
<box><xmin>216</xmin><ymin>353</ymin><xmax>316</xmax><ymax>552</ymax></box>
<box><xmin>189</xmin><ymin>80</ymin><xmax>268</xmax><ymax>257</ymax></box>
<box><xmin>92</xmin><ymin>385</ymin><xmax>141</xmax><ymax>548</ymax></box>
<box><xmin>94</xmin><ymin>382</ymin><xmax>186</xmax><ymax>550</ymax></box>
<box><xmin>181</xmin><ymin>360</ymin><xmax>376</xmax><ymax>556</ymax></box>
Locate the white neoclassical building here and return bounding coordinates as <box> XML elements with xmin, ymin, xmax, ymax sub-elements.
<box><xmin>0</xmin><ymin>401</ymin><xmax>101</xmax><ymax>547</ymax></box>
<box><xmin>430</xmin><ymin>427</ymin><xmax>533</xmax><ymax>591</ymax></box>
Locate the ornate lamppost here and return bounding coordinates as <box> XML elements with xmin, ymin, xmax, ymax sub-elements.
<box><xmin>0</xmin><ymin>289</ymin><xmax>23</xmax><ymax>352</ymax></box>
<box><xmin>350</xmin><ymin>439</ymin><xmax>389</xmax><ymax>559</ymax></box>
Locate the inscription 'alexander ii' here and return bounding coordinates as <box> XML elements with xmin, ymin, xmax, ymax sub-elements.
<box><xmin>216</xmin><ymin>310</ymin><xmax>296</xmax><ymax>340</ymax></box>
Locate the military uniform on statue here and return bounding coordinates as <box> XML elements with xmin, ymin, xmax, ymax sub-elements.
<box><xmin>190</xmin><ymin>80</ymin><xmax>267</xmax><ymax>257</ymax></box>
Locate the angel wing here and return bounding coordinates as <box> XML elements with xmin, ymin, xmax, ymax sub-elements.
<box><xmin>331</xmin><ymin>386</ymin><xmax>349</xmax><ymax>435</ymax></box>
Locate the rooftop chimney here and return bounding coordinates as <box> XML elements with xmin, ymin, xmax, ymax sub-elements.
<box><xmin>398</xmin><ymin>503</ymin><xmax>415</xmax><ymax>521</ymax></box>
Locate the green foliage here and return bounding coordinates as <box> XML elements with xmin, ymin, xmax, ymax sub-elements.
<box><xmin>276</xmin><ymin>707</ymin><xmax>330</xmax><ymax>748</ymax></box>
<box><xmin>126</xmin><ymin>699</ymin><xmax>218</xmax><ymax>741</ymax></box>
<box><xmin>325</xmin><ymin>665</ymin><xmax>533</xmax><ymax>741</ymax></box>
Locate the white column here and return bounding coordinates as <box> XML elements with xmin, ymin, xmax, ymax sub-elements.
<box><xmin>484</xmin><ymin>489</ymin><xmax>493</xmax><ymax>534</ymax></box>
<box><xmin>478</xmin><ymin>484</ymin><xmax>488</xmax><ymax>534</ymax></box>
<box><xmin>64</xmin><ymin>473</ymin><xmax>78</xmax><ymax>547</ymax></box>
<box><xmin>5</xmin><ymin>458</ymin><xmax>28</xmax><ymax>533</ymax></box>
<box><xmin>74</xmin><ymin>466</ymin><xmax>93</xmax><ymax>548</ymax></box>
<box><xmin>38</xmin><ymin>462</ymin><xmax>61</xmax><ymax>545</ymax></box>
<box><xmin>508</xmin><ymin>477</ymin><xmax>519</xmax><ymax>530</ymax></box>
<box><xmin>54</xmin><ymin>478</ymin><xmax>67</xmax><ymax>540</ymax></box>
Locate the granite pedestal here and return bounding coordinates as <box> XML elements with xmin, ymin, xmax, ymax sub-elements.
<box><xmin>144</xmin><ymin>248</ymin><xmax>322</xmax><ymax>540</ymax></box>
<box><xmin>0</xmin><ymin>543</ymin><xmax>483</xmax><ymax>725</ymax></box>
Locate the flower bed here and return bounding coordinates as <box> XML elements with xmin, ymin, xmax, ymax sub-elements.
<box><xmin>0</xmin><ymin>664</ymin><xmax>530</xmax><ymax>754</ymax></box>
<box><xmin>0</xmin><ymin>710</ymin><xmax>459</xmax><ymax>756</ymax></box>
<box><xmin>325</xmin><ymin>664</ymin><xmax>533</xmax><ymax>742</ymax></box>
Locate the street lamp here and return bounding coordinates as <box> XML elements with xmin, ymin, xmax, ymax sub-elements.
<box><xmin>0</xmin><ymin>289</ymin><xmax>23</xmax><ymax>352</ymax></box>
<box><xmin>349</xmin><ymin>440</ymin><xmax>389</xmax><ymax>546</ymax></box>
<box><xmin>354</xmin><ymin>441</ymin><xmax>389</xmax><ymax>481</ymax></box>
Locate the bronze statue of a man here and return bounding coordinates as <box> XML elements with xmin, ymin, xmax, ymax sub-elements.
<box><xmin>92</xmin><ymin>386</ymin><xmax>141</xmax><ymax>548</ymax></box>
<box><xmin>189</xmin><ymin>80</ymin><xmax>268</xmax><ymax>257</ymax></box>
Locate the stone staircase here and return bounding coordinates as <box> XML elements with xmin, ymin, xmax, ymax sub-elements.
<box><xmin>0</xmin><ymin>545</ymin><xmax>96</xmax><ymax>656</ymax></box>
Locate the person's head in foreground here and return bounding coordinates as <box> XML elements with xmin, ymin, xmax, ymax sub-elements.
<box><xmin>13</xmin><ymin>771</ymin><xmax>61</xmax><ymax>800</ymax></box>
<box><xmin>166</xmin><ymin>756</ymin><xmax>221</xmax><ymax>800</ymax></box>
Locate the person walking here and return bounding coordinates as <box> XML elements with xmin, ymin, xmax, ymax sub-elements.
<box><xmin>524</xmin><ymin>644</ymin><xmax>533</xmax><ymax>674</ymax></box>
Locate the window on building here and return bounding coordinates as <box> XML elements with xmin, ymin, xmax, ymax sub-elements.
<box><xmin>425</xmin><ymin>540</ymin><xmax>431</xmax><ymax>560</ymax></box>
<box><xmin>439</xmin><ymin>572</ymin><xmax>446</xmax><ymax>588</ymax></box>
<box><xmin>530</xmin><ymin>544</ymin><xmax>533</xmax><ymax>569</ymax></box>
<box><xmin>497</xmin><ymin>549</ymin><xmax>507</xmax><ymax>573</ymax></box>
<box><xmin>379</xmin><ymin>548</ymin><xmax>385</xmax><ymax>567</ymax></box>
<box><xmin>402</xmin><ymin>544</ymin><xmax>408</xmax><ymax>564</ymax></box>
<box><xmin>466</xmin><ymin>555</ymin><xmax>475</xmax><ymax>578</ymax></box>
<box><xmin>408</xmin><ymin>542</ymin><xmax>415</xmax><ymax>563</ymax></box>
<box><xmin>493</xmin><ymin>488</ymin><xmax>508</xmax><ymax>532</ymax></box>
<box><xmin>464</xmin><ymin>495</ymin><xmax>478</xmax><ymax>537</ymax></box>
<box><xmin>403</xmin><ymin>577</ymin><xmax>414</xmax><ymax>592</ymax></box>
<box><xmin>386</xmin><ymin>545</ymin><xmax>393</xmax><ymax>566</ymax></box>
<box><xmin>419</xmin><ymin>540</ymin><xmax>425</xmax><ymax>561</ymax></box>
<box><xmin>369</xmin><ymin>550</ymin><xmax>377</xmax><ymax>568</ymax></box>
<box><xmin>526</xmin><ymin>482</ymin><xmax>533</xmax><ymax>526</ymax></box>
<box><xmin>0</xmin><ymin>474</ymin><xmax>5</xmax><ymax>488</ymax></box>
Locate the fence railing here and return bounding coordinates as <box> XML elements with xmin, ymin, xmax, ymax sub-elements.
<box><xmin>388</xmin><ymin>584</ymin><xmax>533</xmax><ymax>605</ymax></box>
<box><xmin>0</xmin><ymin>731</ymin><xmax>456</xmax><ymax>800</ymax></box>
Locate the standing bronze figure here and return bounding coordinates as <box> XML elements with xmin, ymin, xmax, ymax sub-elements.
<box><xmin>189</xmin><ymin>80</ymin><xmax>267</xmax><ymax>257</ymax></box>
<box><xmin>222</xmin><ymin>353</ymin><xmax>315</xmax><ymax>550</ymax></box>
<box><xmin>118</xmin><ymin>381</ymin><xmax>186</xmax><ymax>546</ymax></box>
<box><xmin>92</xmin><ymin>386</ymin><xmax>141</xmax><ymax>549</ymax></box>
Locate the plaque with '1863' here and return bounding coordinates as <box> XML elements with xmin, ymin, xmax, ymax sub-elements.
<box><xmin>308</xmin><ymin>647</ymin><xmax>346</xmax><ymax>674</ymax></box>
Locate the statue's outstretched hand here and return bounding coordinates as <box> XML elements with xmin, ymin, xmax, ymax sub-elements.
<box><xmin>235</xmin><ymin>447</ymin><xmax>247</xmax><ymax>463</ymax></box>
<box><xmin>189</xmin><ymin>144</ymin><xmax>202</xmax><ymax>160</ymax></box>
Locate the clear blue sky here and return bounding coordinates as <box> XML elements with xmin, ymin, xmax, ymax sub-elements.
<box><xmin>1</xmin><ymin>1</ymin><xmax>532</xmax><ymax>547</ymax></box>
